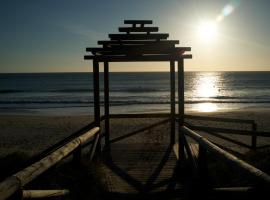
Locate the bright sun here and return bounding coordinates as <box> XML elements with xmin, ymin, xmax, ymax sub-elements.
<box><xmin>197</xmin><ymin>21</ymin><xmax>218</xmax><ymax>41</ymax></box>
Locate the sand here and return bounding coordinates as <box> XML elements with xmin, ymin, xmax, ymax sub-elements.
<box><xmin>0</xmin><ymin>108</ymin><xmax>270</xmax><ymax>158</ymax></box>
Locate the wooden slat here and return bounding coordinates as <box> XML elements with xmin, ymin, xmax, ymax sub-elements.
<box><xmin>182</xmin><ymin>126</ymin><xmax>270</xmax><ymax>185</ymax></box>
<box><xmin>119</xmin><ymin>27</ymin><xmax>158</xmax><ymax>33</ymax></box>
<box><xmin>84</xmin><ymin>54</ymin><xmax>192</xmax><ymax>61</ymax></box>
<box><xmin>97</xmin><ymin>40</ymin><xmax>179</xmax><ymax>45</ymax></box>
<box><xmin>109</xmin><ymin>33</ymin><xmax>169</xmax><ymax>40</ymax></box>
<box><xmin>124</xmin><ymin>20</ymin><xmax>153</xmax><ymax>24</ymax></box>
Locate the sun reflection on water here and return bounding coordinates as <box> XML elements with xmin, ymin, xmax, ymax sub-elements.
<box><xmin>194</xmin><ymin>73</ymin><xmax>220</xmax><ymax>112</ymax></box>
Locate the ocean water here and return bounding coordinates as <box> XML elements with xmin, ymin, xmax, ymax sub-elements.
<box><xmin>0</xmin><ymin>72</ymin><xmax>269</xmax><ymax>115</ymax></box>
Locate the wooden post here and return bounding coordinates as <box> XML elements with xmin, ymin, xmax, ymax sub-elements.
<box><xmin>170</xmin><ymin>61</ymin><xmax>175</xmax><ymax>145</ymax></box>
<box><xmin>93</xmin><ymin>60</ymin><xmax>101</xmax><ymax>154</ymax></box>
<box><xmin>252</xmin><ymin>123</ymin><xmax>257</xmax><ymax>150</ymax></box>
<box><xmin>104</xmin><ymin>61</ymin><xmax>110</xmax><ymax>153</ymax></box>
<box><xmin>178</xmin><ymin>59</ymin><xmax>185</xmax><ymax>159</ymax></box>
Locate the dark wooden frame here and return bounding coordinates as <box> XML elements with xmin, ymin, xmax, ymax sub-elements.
<box><xmin>85</xmin><ymin>20</ymin><xmax>192</xmax><ymax>156</ymax></box>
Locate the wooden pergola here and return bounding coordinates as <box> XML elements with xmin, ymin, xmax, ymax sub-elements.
<box><xmin>84</xmin><ymin>20</ymin><xmax>192</xmax><ymax>155</ymax></box>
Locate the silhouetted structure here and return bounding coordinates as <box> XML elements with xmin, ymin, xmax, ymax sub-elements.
<box><xmin>84</xmin><ymin>20</ymin><xmax>192</xmax><ymax>155</ymax></box>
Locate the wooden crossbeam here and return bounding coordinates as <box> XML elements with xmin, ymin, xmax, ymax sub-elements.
<box><xmin>109</xmin><ymin>33</ymin><xmax>169</xmax><ymax>40</ymax></box>
<box><xmin>97</xmin><ymin>40</ymin><xmax>179</xmax><ymax>46</ymax></box>
<box><xmin>118</xmin><ymin>27</ymin><xmax>158</xmax><ymax>33</ymax></box>
<box><xmin>86</xmin><ymin>46</ymin><xmax>191</xmax><ymax>56</ymax></box>
<box><xmin>124</xmin><ymin>20</ymin><xmax>153</xmax><ymax>25</ymax></box>
<box><xmin>84</xmin><ymin>54</ymin><xmax>192</xmax><ymax>61</ymax></box>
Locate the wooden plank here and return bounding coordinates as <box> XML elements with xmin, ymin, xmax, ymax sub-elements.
<box><xmin>119</xmin><ymin>27</ymin><xmax>159</xmax><ymax>33</ymax></box>
<box><xmin>124</xmin><ymin>20</ymin><xmax>153</xmax><ymax>24</ymax></box>
<box><xmin>109</xmin><ymin>33</ymin><xmax>169</xmax><ymax>40</ymax></box>
<box><xmin>23</xmin><ymin>190</ymin><xmax>69</xmax><ymax>199</ymax></box>
<box><xmin>97</xmin><ymin>40</ymin><xmax>179</xmax><ymax>45</ymax></box>
<box><xmin>103</xmin><ymin>143</ymin><xmax>180</xmax><ymax>194</ymax></box>
<box><xmin>0</xmin><ymin>176</ymin><xmax>21</xmax><ymax>200</ymax></box>
<box><xmin>84</xmin><ymin>54</ymin><xmax>192</xmax><ymax>62</ymax></box>
<box><xmin>181</xmin><ymin>126</ymin><xmax>270</xmax><ymax>185</ymax></box>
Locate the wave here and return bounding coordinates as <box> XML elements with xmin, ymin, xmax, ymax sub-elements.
<box><xmin>1</xmin><ymin>99</ymin><xmax>270</xmax><ymax>105</ymax></box>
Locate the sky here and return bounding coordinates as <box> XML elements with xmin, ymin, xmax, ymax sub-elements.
<box><xmin>0</xmin><ymin>0</ymin><xmax>270</xmax><ymax>72</ymax></box>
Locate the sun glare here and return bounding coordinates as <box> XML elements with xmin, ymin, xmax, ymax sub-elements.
<box><xmin>197</xmin><ymin>21</ymin><xmax>218</xmax><ymax>41</ymax></box>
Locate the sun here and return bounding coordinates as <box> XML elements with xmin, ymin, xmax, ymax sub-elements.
<box><xmin>197</xmin><ymin>21</ymin><xmax>218</xmax><ymax>41</ymax></box>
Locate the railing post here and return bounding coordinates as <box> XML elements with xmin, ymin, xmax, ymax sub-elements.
<box><xmin>104</xmin><ymin>61</ymin><xmax>110</xmax><ymax>154</ymax></box>
<box><xmin>170</xmin><ymin>61</ymin><xmax>175</xmax><ymax>145</ymax></box>
<box><xmin>93</xmin><ymin>59</ymin><xmax>101</xmax><ymax>155</ymax></box>
<box><xmin>251</xmin><ymin>122</ymin><xmax>257</xmax><ymax>150</ymax></box>
<box><xmin>178</xmin><ymin>59</ymin><xmax>185</xmax><ymax>160</ymax></box>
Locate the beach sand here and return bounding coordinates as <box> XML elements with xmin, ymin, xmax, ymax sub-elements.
<box><xmin>0</xmin><ymin>109</ymin><xmax>270</xmax><ymax>159</ymax></box>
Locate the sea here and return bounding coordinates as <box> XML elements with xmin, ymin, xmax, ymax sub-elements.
<box><xmin>0</xmin><ymin>72</ymin><xmax>270</xmax><ymax>116</ymax></box>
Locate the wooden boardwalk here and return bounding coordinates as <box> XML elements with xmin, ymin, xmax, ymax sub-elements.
<box><xmin>102</xmin><ymin>143</ymin><xmax>184</xmax><ymax>199</ymax></box>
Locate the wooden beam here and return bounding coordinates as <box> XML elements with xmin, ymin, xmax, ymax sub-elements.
<box><xmin>84</xmin><ymin>54</ymin><xmax>192</xmax><ymax>62</ymax></box>
<box><xmin>104</xmin><ymin>61</ymin><xmax>110</xmax><ymax>152</ymax></box>
<box><xmin>170</xmin><ymin>61</ymin><xmax>175</xmax><ymax>145</ymax></box>
<box><xmin>119</xmin><ymin>27</ymin><xmax>158</xmax><ymax>33</ymax></box>
<box><xmin>109</xmin><ymin>33</ymin><xmax>169</xmax><ymax>40</ymax></box>
<box><xmin>93</xmin><ymin>60</ymin><xmax>101</xmax><ymax>153</ymax></box>
<box><xmin>124</xmin><ymin>20</ymin><xmax>153</xmax><ymax>24</ymax></box>
<box><xmin>178</xmin><ymin>59</ymin><xmax>185</xmax><ymax>160</ymax></box>
<box><xmin>97</xmin><ymin>40</ymin><xmax>179</xmax><ymax>45</ymax></box>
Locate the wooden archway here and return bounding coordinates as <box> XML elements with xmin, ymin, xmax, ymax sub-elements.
<box><xmin>84</xmin><ymin>20</ymin><xmax>192</xmax><ymax>156</ymax></box>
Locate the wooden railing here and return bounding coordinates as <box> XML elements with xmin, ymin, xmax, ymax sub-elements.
<box><xmin>181</xmin><ymin>126</ymin><xmax>270</xmax><ymax>187</ymax></box>
<box><xmin>184</xmin><ymin>114</ymin><xmax>270</xmax><ymax>150</ymax></box>
<box><xmin>0</xmin><ymin>127</ymin><xmax>100</xmax><ymax>200</ymax></box>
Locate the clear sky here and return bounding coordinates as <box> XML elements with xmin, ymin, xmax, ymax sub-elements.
<box><xmin>1</xmin><ymin>0</ymin><xmax>270</xmax><ymax>72</ymax></box>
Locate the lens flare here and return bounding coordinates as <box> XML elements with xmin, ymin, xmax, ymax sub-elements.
<box><xmin>216</xmin><ymin>0</ymin><xmax>241</xmax><ymax>22</ymax></box>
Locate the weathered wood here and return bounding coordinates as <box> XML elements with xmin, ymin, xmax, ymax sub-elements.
<box><xmin>182</xmin><ymin>126</ymin><xmax>270</xmax><ymax>185</ymax></box>
<box><xmin>84</xmin><ymin>54</ymin><xmax>192</xmax><ymax>62</ymax></box>
<box><xmin>0</xmin><ymin>176</ymin><xmax>21</xmax><ymax>200</ymax></box>
<box><xmin>22</xmin><ymin>189</ymin><xmax>69</xmax><ymax>199</ymax></box>
<box><xmin>0</xmin><ymin>127</ymin><xmax>99</xmax><ymax>200</ymax></box>
<box><xmin>97</xmin><ymin>40</ymin><xmax>179</xmax><ymax>45</ymax></box>
<box><xmin>104</xmin><ymin>61</ymin><xmax>110</xmax><ymax>152</ymax></box>
<box><xmin>109</xmin><ymin>33</ymin><xmax>169</xmax><ymax>40</ymax></box>
<box><xmin>119</xmin><ymin>27</ymin><xmax>158</xmax><ymax>33</ymax></box>
<box><xmin>124</xmin><ymin>20</ymin><xmax>153</xmax><ymax>25</ymax></box>
<box><xmin>170</xmin><ymin>61</ymin><xmax>175</xmax><ymax>144</ymax></box>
